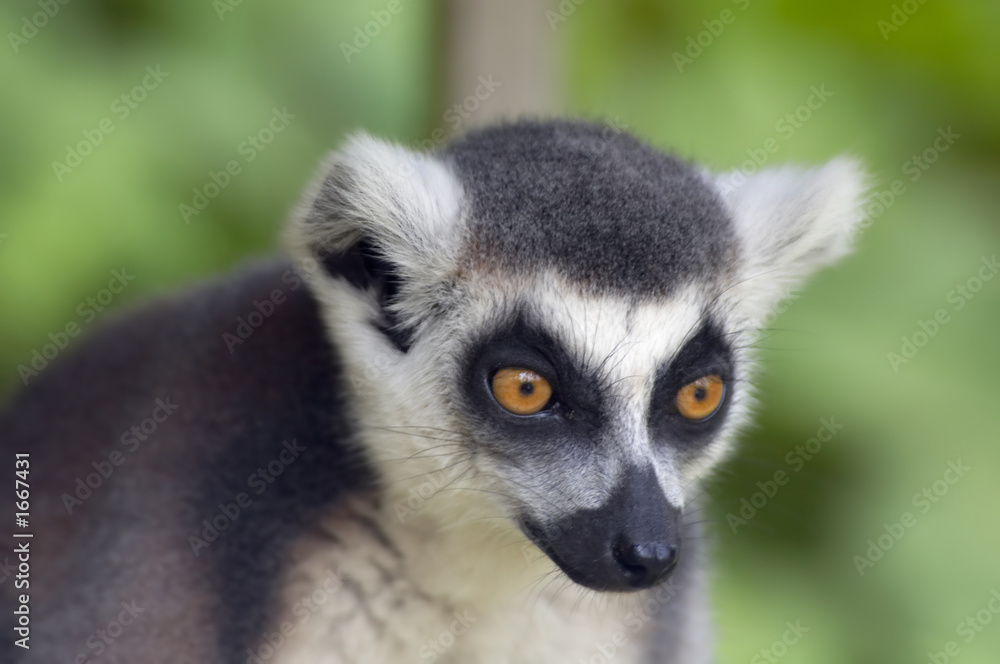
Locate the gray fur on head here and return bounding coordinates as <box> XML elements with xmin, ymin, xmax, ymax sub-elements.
<box><xmin>280</xmin><ymin>118</ymin><xmax>867</xmax><ymax>660</ymax></box>
<box><xmin>438</xmin><ymin>120</ymin><xmax>739</xmax><ymax>297</ymax></box>
<box><xmin>287</xmin><ymin>119</ymin><xmax>867</xmax><ymax>325</ymax></box>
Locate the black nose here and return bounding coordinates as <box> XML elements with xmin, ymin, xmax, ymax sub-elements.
<box><xmin>613</xmin><ymin>538</ymin><xmax>678</xmax><ymax>587</ymax></box>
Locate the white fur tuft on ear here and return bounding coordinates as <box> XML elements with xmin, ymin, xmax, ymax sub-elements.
<box><xmin>714</xmin><ymin>157</ymin><xmax>870</xmax><ymax>324</ymax></box>
<box><xmin>284</xmin><ymin>132</ymin><xmax>464</xmax><ymax>280</ymax></box>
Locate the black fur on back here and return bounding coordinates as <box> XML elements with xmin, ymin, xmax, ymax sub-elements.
<box><xmin>439</xmin><ymin>119</ymin><xmax>738</xmax><ymax>297</ymax></box>
<box><xmin>0</xmin><ymin>260</ymin><xmax>373</xmax><ymax>664</ymax></box>
<box><xmin>191</xmin><ymin>261</ymin><xmax>376</xmax><ymax>662</ymax></box>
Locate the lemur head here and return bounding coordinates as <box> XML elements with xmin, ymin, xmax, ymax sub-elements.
<box><xmin>286</xmin><ymin>120</ymin><xmax>866</xmax><ymax>593</ymax></box>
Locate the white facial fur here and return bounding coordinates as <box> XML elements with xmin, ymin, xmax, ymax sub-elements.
<box><xmin>274</xmin><ymin>130</ymin><xmax>868</xmax><ymax>664</ymax></box>
<box><xmin>286</xmin><ymin>130</ymin><xmax>869</xmax><ymax>545</ymax></box>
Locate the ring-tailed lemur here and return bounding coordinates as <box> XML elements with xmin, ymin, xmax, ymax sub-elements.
<box><xmin>0</xmin><ymin>120</ymin><xmax>866</xmax><ymax>663</ymax></box>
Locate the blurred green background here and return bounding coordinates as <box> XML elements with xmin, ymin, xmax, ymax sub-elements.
<box><xmin>1</xmin><ymin>1</ymin><xmax>998</xmax><ymax>662</ymax></box>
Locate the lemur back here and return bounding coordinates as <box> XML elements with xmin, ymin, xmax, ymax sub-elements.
<box><xmin>0</xmin><ymin>120</ymin><xmax>866</xmax><ymax>663</ymax></box>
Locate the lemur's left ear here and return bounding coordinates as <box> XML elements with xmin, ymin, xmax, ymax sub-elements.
<box><xmin>285</xmin><ymin>133</ymin><xmax>463</xmax><ymax>348</ymax></box>
<box><xmin>713</xmin><ymin>157</ymin><xmax>870</xmax><ymax>324</ymax></box>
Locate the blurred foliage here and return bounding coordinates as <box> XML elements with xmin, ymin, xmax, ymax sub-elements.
<box><xmin>1</xmin><ymin>1</ymin><xmax>998</xmax><ymax>662</ymax></box>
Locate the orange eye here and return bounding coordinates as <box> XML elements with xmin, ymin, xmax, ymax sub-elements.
<box><xmin>491</xmin><ymin>368</ymin><xmax>553</xmax><ymax>415</ymax></box>
<box><xmin>676</xmin><ymin>375</ymin><xmax>725</xmax><ymax>421</ymax></box>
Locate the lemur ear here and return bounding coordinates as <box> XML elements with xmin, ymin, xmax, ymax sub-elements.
<box><xmin>287</xmin><ymin>132</ymin><xmax>462</xmax><ymax>278</ymax></box>
<box><xmin>713</xmin><ymin>157</ymin><xmax>870</xmax><ymax>324</ymax></box>
<box><xmin>285</xmin><ymin>133</ymin><xmax>463</xmax><ymax>349</ymax></box>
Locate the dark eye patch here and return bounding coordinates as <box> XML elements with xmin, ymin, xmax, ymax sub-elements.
<box><xmin>460</xmin><ymin>313</ymin><xmax>606</xmax><ymax>451</ymax></box>
<box><xmin>458</xmin><ymin>310</ymin><xmax>735</xmax><ymax>462</ymax></box>
<box><xmin>648</xmin><ymin>321</ymin><xmax>735</xmax><ymax>449</ymax></box>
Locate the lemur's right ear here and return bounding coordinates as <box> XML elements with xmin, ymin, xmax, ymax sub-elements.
<box><xmin>285</xmin><ymin>133</ymin><xmax>464</xmax><ymax>349</ymax></box>
<box><xmin>712</xmin><ymin>157</ymin><xmax>870</xmax><ymax>325</ymax></box>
